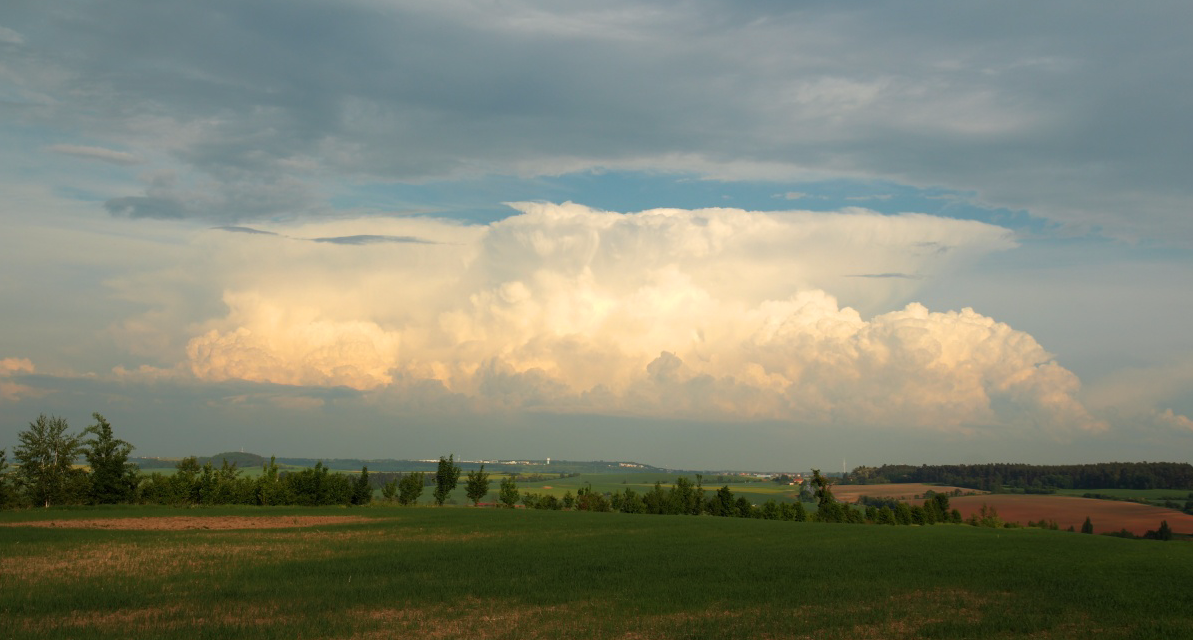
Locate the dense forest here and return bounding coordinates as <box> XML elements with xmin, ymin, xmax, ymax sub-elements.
<box><xmin>843</xmin><ymin>462</ymin><xmax>1193</xmax><ymax>492</ymax></box>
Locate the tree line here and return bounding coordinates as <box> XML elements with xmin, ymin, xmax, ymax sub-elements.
<box><xmin>0</xmin><ymin>413</ymin><xmax>383</xmax><ymax>508</ymax></box>
<box><xmin>0</xmin><ymin>413</ymin><xmax>1181</xmax><ymax>542</ymax></box>
<box><xmin>843</xmin><ymin>462</ymin><xmax>1193</xmax><ymax>492</ymax></box>
<box><xmin>0</xmin><ymin>414</ymin><xmax>492</xmax><ymax>509</ymax></box>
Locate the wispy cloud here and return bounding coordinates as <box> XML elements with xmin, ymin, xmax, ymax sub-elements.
<box><xmin>847</xmin><ymin>273</ymin><xmax>922</xmax><ymax>279</ymax></box>
<box><xmin>0</xmin><ymin>25</ymin><xmax>24</xmax><ymax>45</ymax></box>
<box><xmin>210</xmin><ymin>227</ymin><xmax>436</xmax><ymax>245</ymax></box>
<box><xmin>212</xmin><ymin>226</ymin><xmax>280</xmax><ymax>236</ymax></box>
<box><xmin>47</xmin><ymin>144</ymin><xmax>143</xmax><ymax>166</ymax></box>
<box><xmin>310</xmin><ymin>235</ymin><xmax>436</xmax><ymax>245</ymax></box>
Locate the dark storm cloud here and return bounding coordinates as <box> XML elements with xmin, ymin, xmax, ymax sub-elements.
<box><xmin>4</xmin><ymin>0</ymin><xmax>1192</xmax><ymax>238</ymax></box>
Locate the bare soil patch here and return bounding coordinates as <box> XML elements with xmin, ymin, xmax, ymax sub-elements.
<box><xmin>831</xmin><ymin>483</ymin><xmax>984</xmax><ymax>503</ymax></box>
<box><xmin>0</xmin><ymin>515</ymin><xmax>372</xmax><ymax>531</ymax></box>
<box><xmin>948</xmin><ymin>495</ymin><xmax>1193</xmax><ymax>535</ymax></box>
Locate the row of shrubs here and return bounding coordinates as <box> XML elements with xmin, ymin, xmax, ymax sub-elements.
<box><xmin>512</xmin><ymin>476</ymin><xmax>966</xmax><ymax>526</ymax></box>
<box><xmin>138</xmin><ymin>458</ymin><xmax>374</xmax><ymax>506</ymax></box>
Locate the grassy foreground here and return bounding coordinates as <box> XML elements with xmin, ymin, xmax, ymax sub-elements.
<box><xmin>2</xmin><ymin>506</ymin><xmax>1192</xmax><ymax>639</ymax></box>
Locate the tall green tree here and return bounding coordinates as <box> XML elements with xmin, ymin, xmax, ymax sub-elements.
<box><xmin>82</xmin><ymin>413</ymin><xmax>139</xmax><ymax>504</ymax></box>
<box><xmin>465</xmin><ymin>464</ymin><xmax>490</xmax><ymax>506</ymax></box>
<box><xmin>381</xmin><ymin>477</ymin><xmax>399</xmax><ymax>501</ymax></box>
<box><xmin>710</xmin><ymin>485</ymin><xmax>736</xmax><ymax>516</ymax></box>
<box><xmin>399</xmin><ymin>472</ymin><xmax>425</xmax><ymax>506</ymax></box>
<box><xmin>1081</xmin><ymin>516</ymin><xmax>1094</xmax><ymax>534</ymax></box>
<box><xmin>351</xmin><ymin>466</ymin><xmax>372</xmax><ymax>505</ymax></box>
<box><xmin>810</xmin><ymin>469</ymin><xmax>847</xmax><ymax>523</ymax></box>
<box><xmin>498</xmin><ymin>476</ymin><xmax>519</xmax><ymax>508</ymax></box>
<box><xmin>433</xmin><ymin>455</ymin><xmax>461</xmax><ymax>506</ymax></box>
<box><xmin>0</xmin><ymin>448</ymin><xmax>11</xmax><ymax>509</ymax></box>
<box><xmin>15</xmin><ymin>414</ymin><xmax>87</xmax><ymax>508</ymax></box>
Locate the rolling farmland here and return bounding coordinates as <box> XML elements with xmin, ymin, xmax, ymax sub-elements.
<box><xmin>830</xmin><ymin>483</ymin><xmax>982</xmax><ymax>503</ymax></box>
<box><xmin>947</xmin><ymin>494</ymin><xmax>1193</xmax><ymax>535</ymax></box>
<box><xmin>3</xmin><ymin>506</ymin><xmax>1192</xmax><ymax>639</ymax></box>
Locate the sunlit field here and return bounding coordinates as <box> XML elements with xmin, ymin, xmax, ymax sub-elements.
<box><xmin>3</xmin><ymin>506</ymin><xmax>1192</xmax><ymax>639</ymax></box>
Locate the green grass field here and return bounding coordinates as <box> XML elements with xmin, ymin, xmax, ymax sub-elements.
<box><xmin>3</xmin><ymin>505</ymin><xmax>1191</xmax><ymax>639</ymax></box>
<box><xmin>508</xmin><ymin>473</ymin><xmax>803</xmax><ymax>505</ymax></box>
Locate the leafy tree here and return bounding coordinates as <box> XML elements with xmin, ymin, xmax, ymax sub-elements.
<box><xmin>735</xmin><ymin>495</ymin><xmax>755</xmax><ymax>518</ymax></box>
<box><xmin>810</xmin><ymin>468</ymin><xmax>834</xmax><ymax>508</ymax></box>
<box><xmin>671</xmin><ymin>476</ymin><xmax>704</xmax><ymax>515</ymax></box>
<box><xmin>761</xmin><ymin>499</ymin><xmax>780</xmax><ymax>520</ymax></box>
<box><xmin>910</xmin><ymin>505</ymin><xmax>927</xmax><ymax>525</ymax></box>
<box><xmin>351</xmin><ymin>466</ymin><xmax>372</xmax><ymax>505</ymax></box>
<box><xmin>562</xmin><ymin>490</ymin><xmax>575</xmax><ymax>510</ymax></box>
<box><xmin>381</xmin><ymin>478</ymin><xmax>399</xmax><ymax>501</ymax></box>
<box><xmin>810</xmin><ymin>469</ymin><xmax>850</xmax><ymax>523</ymax></box>
<box><xmin>82</xmin><ymin>413</ymin><xmax>138</xmax><ymax>504</ymax></box>
<box><xmin>498</xmin><ymin>476</ymin><xmax>519</xmax><ymax>508</ymax></box>
<box><xmin>1081</xmin><ymin>516</ymin><xmax>1094</xmax><ymax>534</ymax></box>
<box><xmin>876</xmin><ymin>506</ymin><xmax>895</xmax><ymax>525</ymax></box>
<box><xmin>172</xmin><ymin>456</ymin><xmax>203</xmax><ymax>504</ymax></box>
<box><xmin>575</xmin><ymin>483</ymin><xmax>611</xmax><ymax>512</ymax></box>
<box><xmin>257</xmin><ymin>456</ymin><xmax>289</xmax><ymax>505</ymax></box>
<box><xmin>616</xmin><ymin>487</ymin><xmax>647</xmax><ymax>514</ymax></box>
<box><xmin>778</xmin><ymin>501</ymin><xmax>806</xmax><ymax>522</ymax></box>
<box><xmin>433</xmin><ymin>455</ymin><xmax>462</xmax><ymax>506</ymax></box>
<box><xmin>535</xmin><ymin>494</ymin><xmax>562</xmax><ymax>510</ymax></box>
<box><xmin>792</xmin><ymin>501</ymin><xmax>808</xmax><ymax>522</ymax></box>
<box><xmin>282</xmin><ymin>461</ymin><xmax>353</xmax><ymax>506</ymax></box>
<box><xmin>926</xmin><ymin>493</ymin><xmax>950</xmax><ymax>522</ymax></box>
<box><xmin>399</xmin><ymin>472</ymin><xmax>426</xmax><ymax>506</ymax></box>
<box><xmin>465</xmin><ymin>464</ymin><xmax>490</xmax><ymax>506</ymax></box>
<box><xmin>0</xmin><ymin>448</ymin><xmax>11</xmax><ymax>509</ymax></box>
<box><xmin>969</xmin><ymin>503</ymin><xmax>1004</xmax><ymax>528</ymax></box>
<box><xmin>1156</xmin><ymin>520</ymin><xmax>1173</xmax><ymax>541</ymax></box>
<box><xmin>15</xmin><ymin>414</ymin><xmax>87</xmax><ymax>507</ymax></box>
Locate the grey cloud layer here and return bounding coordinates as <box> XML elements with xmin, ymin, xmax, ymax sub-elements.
<box><xmin>3</xmin><ymin>1</ymin><xmax>1191</xmax><ymax>238</ymax></box>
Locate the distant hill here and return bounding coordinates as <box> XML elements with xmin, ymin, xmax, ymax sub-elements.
<box><xmin>131</xmin><ymin>452</ymin><xmax>270</xmax><ymax>470</ymax></box>
<box><xmin>199</xmin><ymin>451</ymin><xmax>269</xmax><ymax>468</ymax></box>
<box><xmin>273</xmin><ymin>457</ymin><xmax>670</xmax><ymax>475</ymax></box>
<box><xmin>130</xmin><ymin>454</ymin><xmax>672</xmax><ymax>475</ymax></box>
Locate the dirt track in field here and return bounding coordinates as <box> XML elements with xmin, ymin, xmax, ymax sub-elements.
<box><xmin>0</xmin><ymin>515</ymin><xmax>373</xmax><ymax>530</ymax></box>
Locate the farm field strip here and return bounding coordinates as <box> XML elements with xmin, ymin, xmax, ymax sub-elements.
<box><xmin>3</xmin><ymin>507</ymin><xmax>1193</xmax><ymax>639</ymax></box>
<box><xmin>947</xmin><ymin>494</ymin><xmax>1193</xmax><ymax>535</ymax></box>
<box><xmin>829</xmin><ymin>483</ymin><xmax>983</xmax><ymax>502</ymax></box>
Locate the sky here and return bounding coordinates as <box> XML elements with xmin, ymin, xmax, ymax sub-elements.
<box><xmin>1</xmin><ymin>1</ymin><xmax>1192</xmax><ymax>471</ymax></box>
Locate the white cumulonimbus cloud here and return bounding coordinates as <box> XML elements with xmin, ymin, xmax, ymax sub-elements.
<box><xmin>178</xmin><ymin>203</ymin><xmax>1104</xmax><ymax>434</ymax></box>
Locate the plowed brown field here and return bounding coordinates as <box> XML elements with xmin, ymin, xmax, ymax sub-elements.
<box><xmin>831</xmin><ymin>483</ymin><xmax>983</xmax><ymax>503</ymax></box>
<box><xmin>948</xmin><ymin>495</ymin><xmax>1193</xmax><ymax>535</ymax></box>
